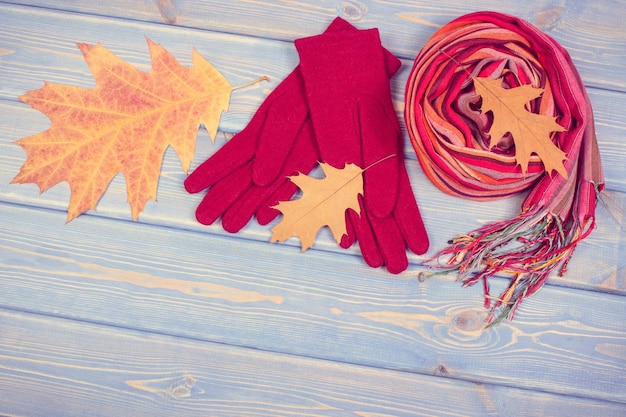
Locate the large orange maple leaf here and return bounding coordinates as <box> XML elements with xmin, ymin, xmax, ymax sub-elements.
<box><xmin>13</xmin><ymin>38</ymin><xmax>236</xmax><ymax>221</ymax></box>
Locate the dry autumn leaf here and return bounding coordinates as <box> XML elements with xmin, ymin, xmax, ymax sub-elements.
<box><xmin>271</xmin><ymin>162</ymin><xmax>364</xmax><ymax>251</ymax></box>
<box><xmin>13</xmin><ymin>38</ymin><xmax>258</xmax><ymax>221</ymax></box>
<box><xmin>474</xmin><ymin>76</ymin><xmax>568</xmax><ymax>178</ymax></box>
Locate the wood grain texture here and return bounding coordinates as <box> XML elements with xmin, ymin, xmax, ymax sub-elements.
<box><xmin>2</xmin><ymin>309</ymin><xmax>624</xmax><ymax>416</ymax></box>
<box><xmin>0</xmin><ymin>1</ymin><xmax>625</xmax><ymax>415</ymax></box>
<box><xmin>1</xmin><ymin>202</ymin><xmax>625</xmax><ymax>405</ymax></box>
<box><xmin>2</xmin><ymin>98</ymin><xmax>625</xmax><ymax>296</ymax></box>
<box><xmin>6</xmin><ymin>0</ymin><xmax>626</xmax><ymax>92</ymax></box>
<box><xmin>1</xmin><ymin>3</ymin><xmax>625</xmax><ymax>192</ymax></box>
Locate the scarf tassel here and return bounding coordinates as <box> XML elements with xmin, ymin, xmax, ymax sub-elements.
<box><xmin>427</xmin><ymin>206</ymin><xmax>596</xmax><ymax>325</ymax></box>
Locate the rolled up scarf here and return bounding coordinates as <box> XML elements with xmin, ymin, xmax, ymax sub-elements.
<box><xmin>405</xmin><ymin>11</ymin><xmax>604</xmax><ymax>323</ymax></box>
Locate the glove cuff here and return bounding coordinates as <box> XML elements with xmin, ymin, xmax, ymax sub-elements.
<box><xmin>294</xmin><ymin>29</ymin><xmax>398</xmax><ymax>100</ymax></box>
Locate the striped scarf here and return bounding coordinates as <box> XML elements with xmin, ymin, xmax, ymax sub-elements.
<box><xmin>404</xmin><ymin>11</ymin><xmax>604</xmax><ymax>323</ymax></box>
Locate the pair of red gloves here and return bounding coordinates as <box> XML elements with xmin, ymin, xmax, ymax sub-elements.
<box><xmin>184</xmin><ymin>17</ymin><xmax>429</xmax><ymax>274</ymax></box>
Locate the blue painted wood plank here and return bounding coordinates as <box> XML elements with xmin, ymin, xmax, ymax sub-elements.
<box><xmin>0</xmin><ymin>0</ymin><xmax>623</xmax><ymax>337</ymax></box>
<box><xmin>2</xmin><ymin>309</ymin><xmax>624</xmax><ymax>416</ymax></box>
<box><xmin>5</xmin><ymin>0</ymin><xmax>626</xmax><ymax>92</ymax></box>
<box><xmin>0</xmin><ymin>5</ymin><xmax>625</xmax><ymax>270</ymax></box>
<box><xmin>1</xmin><ymin>202</ymin><xmax>625</xmax><ymax>404</ymax></box>
<box><xmin>1</xmin><ymin>4</ymin><xmax>625</xmax><ymax>192</ymax></box>
<box><xmin>1</xmin><ymin>98</ymin><xmax>625</xmax><ymax>297</ymax></box>
<box><xmin>0</xmin><ymin>2</ymin><xmax>625</xmax><ymax>414</ymax></box>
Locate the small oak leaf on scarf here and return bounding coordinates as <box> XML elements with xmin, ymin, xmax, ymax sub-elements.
<box><xmin>474</xmin><ymin>77</ymin><xmax>567</xmax><ymax>178</ymax></box>
<box><xmin>271</xmin><ymin>162</ymin><xmax>363</xmax><ymax>251</ymax></box>
<box><xmin>13</xmin><ymin>38</ymin><xmax>260</xmax><ymax>221</ymax></box>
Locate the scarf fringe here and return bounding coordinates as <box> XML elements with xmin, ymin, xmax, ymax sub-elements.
<box><xmin>426</xmin><ymin>208</ymin><xmax>595</xmax><ymax>325</ymax></box>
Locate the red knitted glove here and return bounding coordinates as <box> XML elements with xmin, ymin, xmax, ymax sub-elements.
<box><xmin>185</xmin><ymin>18</ymin><xmax>364</xmax><ymax>232</ymax></box>
<box><xmin>295</xmin><ymin>28</ymin><xmax>429</xmax><ymax>273</ymax></box>
<box><xmin>184</xmin><ymin>18</ymin><xmax>399</xmax><ymax>231</ymax></box>
<box><xmin>184</xmin><ymin>66</ymin><xmax>316</xmax><ymax>231</ymax></box>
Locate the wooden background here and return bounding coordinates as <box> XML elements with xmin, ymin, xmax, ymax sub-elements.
<box><xmin>1</xmin><ymin>1</ymin><xmax>625</xmax><ymax>415</ymax></box>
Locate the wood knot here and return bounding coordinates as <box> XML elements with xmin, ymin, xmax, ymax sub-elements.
<box><xmin>434</xmin><ymin>364</ymin><xmax>449</xmax><ymax>377</ymax></box>
<box><xmin>453</xmin><ymin>309</ymin><xmax>486</xmax><ymax>332</ymax></box>
<box><xmin>336</xmin><ymin>1</ymin><xmax>367</xmax><ymax>21</ymax></box>
<box><xmin>533</xmin><ymin>7</ymin><xmax>565</xmax><ymax>31</ymax></box>
<box><xmin>157</xmin><ymin>0</ymin><xmax>178</xmax><ymax>24</ymax></box>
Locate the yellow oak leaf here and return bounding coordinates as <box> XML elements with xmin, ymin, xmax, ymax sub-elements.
<box><xmin>474</xmin><ymin>76</ymin><xmax>567</xmax><ymax>178</ymax></box>
<box><xmin>271</xmin><ymin>162</ymin><xmax>364</xmax><ymax>251</ymax></box>
<box><xmin>13</xmin><ymin>38</ymin><xmax>237</xmax><ymax>221</ymax></box>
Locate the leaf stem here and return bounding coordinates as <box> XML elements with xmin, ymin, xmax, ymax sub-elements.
<box><xmin>361</xmin><ymin>154</ymin><xmax>397</xmax><ymax>173</ymax></box>
<box><xmin>233</xmin><ymin>75</ymin><xmax>270</xmax><ymax>91</ymax></box>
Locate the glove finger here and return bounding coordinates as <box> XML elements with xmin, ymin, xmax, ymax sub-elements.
<box><xmin>340</xmin><ymin>211</ymin><xmax>356</xmax><ymax>248</ymax></box>
<box><xmin>184</xmin><ymin>120</ymin><xmax>259</xmax><ymax>194</ymax></box>
<box><xmin>253</xmin><ymin>71</ymin><xmax>309</xmax><ymax>186</ymax></box>
<box><xmin>344</xmin><ymin>198</ymin><xmax>412</xmax><ymax>274</ymax></box>
<box><xmin>340</xmin><ymin>198</ymin><xmax>384</xmax><ymax>269</ymax></box>
<box><xmin>223</xmin><ymin>167</ymin><xmax>302</xmax><ymax>232</ymax></box>
<box><xmin>194</xmin><ymin>163</ymin><xmax>253</xmax><ymax>226</ymax></box>
<box><xmin>357</xmin><ymin>96</ymin><xmax>401</xmax><ymax>218</ymax></box>
<box><xmin>368</xmin><ymin>213</ymin><xmax>409</xmax><ymax>274</ymax></box>
<box><xmin>255</xmin><ymin>180</ymin><xmax>299</xmax><ymax>225</ymax></box>
<box><xmin>221</xmin><ymin>184</ymin><xmax>273</xmax><ymax>232</ymax></box>
<box><xmin>393</xmin><ymin>166</ymin><xmax>430</xmax><ymax>255</ymax></box>
<box><xmin>254</xmin><ymin>119</ymin><xmax>320</xmax><ymax>225</ymax></box>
